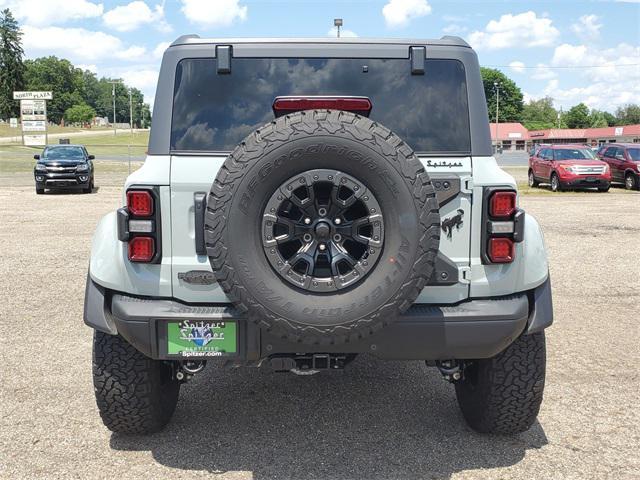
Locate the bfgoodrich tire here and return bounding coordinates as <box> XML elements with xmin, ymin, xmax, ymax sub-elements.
<box><xmin>455</xmin><ymin>332</ymin><xmax>546</xmax><ymax>434</ymax></box>
<box><xmin>205</xmin><ymin>110</ymin><xmax>440</xmax><ymax>345</ymax></box>
<box><xmin>92</xmin><ymin>331</ymin><xmax>180</xmax><ymax>434</ymax></box>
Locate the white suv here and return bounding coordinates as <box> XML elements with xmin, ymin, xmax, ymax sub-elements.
<box><xmin>84</xmin><ymin>36</ymin><xmax>553</xmax><ymax>435</ymax></box>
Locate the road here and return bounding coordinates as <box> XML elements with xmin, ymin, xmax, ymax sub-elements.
<box><xmin>0</xmin><ymin>177</ymin><xmax>639</xmax><ymax>479</ymax></box>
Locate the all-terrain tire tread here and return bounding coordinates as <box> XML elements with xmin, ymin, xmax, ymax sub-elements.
<box><xmin>204</xmin><ymin>110</ymin><xmax>440</xmax><ymax>345</ymax></box>
<box><xmin>92</xmin><ymin>331</ymin><xmax>179</xmax><ymax>434</ymax></box>
<box><xmin>455</xmin><ymin>332</ymin><xmax>546</xmax><ymax>434</ymax></box>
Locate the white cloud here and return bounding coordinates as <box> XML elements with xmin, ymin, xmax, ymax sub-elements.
<box><xmin>180</xmin><ymin>0</ymin><xmax>247</xmax><ymax>28</ymax></box>
<box><xmin>468</xmin><ymin>11</ymin><xmax>559</xmax><ymax>50</ymax></box>
<box><xmin>530</xmin><ymin>64</ymin><xmax>557</xmax><ymax>81</ymax></box>
<box><xmin>327</xmin><ymin>27</ymin><xmax>358</xmax><ymax>38</ymax></box>
<box><xmin>509</xmin><ymin>61</ymin><xmax>525</xmax><ymax>74</ymax></box>
<box><xmin>103</xmin><ymin>1</ymin><xmax>171</xmax><ymax>33</ymax></box>
<box><xmin>153</xmin><ymin>41</ymin><xmax>171</xmax><ymax>59</ymax></box>
<box><xmin>22</xmin><ymin>25</ymin><xmax>146</xmax><ymax>62</ymax></box>
<box><xmin>4</xmin><ymin>0</ymin><xmax>103</xmax><ymax>26</ymax></box>
<box><xmin>570</xmin><ymin>14</ymin><xmax>602</xmax><ymax>41</ymax></box>
<box><xmin>534</xmin><ymin>43</ymin><xmax>640</xmax><ymax>110</ymax></box>
<box><xmin>382</xmin><ymin>0</ymin><xmax>431</xmax><ymax>28</ymax></box>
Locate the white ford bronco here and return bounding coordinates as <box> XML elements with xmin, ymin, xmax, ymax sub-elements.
<box><xmin>84</xmin><ymin>36</ymin><xmax>553</xmax><ymax>435</ymax></box>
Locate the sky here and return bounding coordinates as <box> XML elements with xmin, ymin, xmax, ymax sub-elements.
<box><xmin>2</xmin><ymin>0</ymin><xmax>639</xmax><ymax>115</ymax></box>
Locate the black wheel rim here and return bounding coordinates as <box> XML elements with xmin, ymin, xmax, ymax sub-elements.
<box><xmin>261</xmin><ymin>169</ymin><xmax>384</xmax><ymax>292</ymax></box>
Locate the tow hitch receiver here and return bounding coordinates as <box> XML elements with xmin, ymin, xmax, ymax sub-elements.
<box><xmin>269</xmin><ymin>354</ymin><xmax>354</xmax><ymax>374</ymax></box>
<box><xmin>436</xmin><ymin>360</ymin><xmax>465</xmax><ymax>382</ymax></box>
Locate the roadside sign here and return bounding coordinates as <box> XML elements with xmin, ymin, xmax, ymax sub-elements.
<box><xmin>13</xmin><ymin>91</ymin><xmax>53</xmax><ymax>100</ymax></box>
<box><xmin>20</xmin><ymin>99</ymin><xmax>47</xmax><ymax>121</ymax></box>
<box><xmin>15</xmin><ymin>92</ymin><xmax>50</xmax><ymax>146</ymax></box>
<box><xmin>23</xmin><ymin>134</ymin><xmax>47</xmax><ymax>146</ymax></box>
<box><xmin>22</xmin><ymin>120</ymin><xmax>47</xmax><ymax>132</ymax></box>
<box><xmin>9</xmin><ymin>118</ymin><xmax>18</xmax><ymax>128</ymax></box>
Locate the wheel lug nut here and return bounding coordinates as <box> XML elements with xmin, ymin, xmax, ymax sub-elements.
<box><xmin>334</xmin><ymin>218</ymin><xmax>341</xmax><ymax>225</ymax></box>
<box><xmin>304</xmin><ymin>217</ymin><xmax>311</xmax><ymax>224</ymax></box>
<box><xmin>303</xmin><ymin>233</ymin><xmax>312</xmax><ymax>242</ymax></box>
<box><xmin>319</xmin><ymin>243</ymin><xmax>326</xmax><ymax>251</ymax></box>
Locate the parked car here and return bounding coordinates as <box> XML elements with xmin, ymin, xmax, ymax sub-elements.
<box><xmin>33</xmin><ymin>144</ymin><xmax>95</xmax><ymax>194</ymax></box>
<box><xmin>85</xmin><ymin>35</ymin><xmax>553</xmax><ymax>435</ymax></box>
<box><xmin>528</xmin><ymin>144</ymin><xmax>611</xmax><ymax>192</ymax></box>
<box><xmin>596</xmin><ymin>143</ymin><xmax>640</xmax><ymax>190</ymax></box>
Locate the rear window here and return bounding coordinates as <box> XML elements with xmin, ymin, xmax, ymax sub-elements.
<box><xmin>171</xmin><ymin>58</ymin><xmax>470</xmax><ymax>154</ymax></box>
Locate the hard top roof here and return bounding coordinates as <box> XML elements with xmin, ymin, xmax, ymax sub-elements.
<box><xmin>170</xmin><ymin>34</ymin><xmax>470</xmax><ymax>48</ymax></box>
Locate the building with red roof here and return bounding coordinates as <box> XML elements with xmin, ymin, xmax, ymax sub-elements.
<box><xmin>489</xmin><ymin>122</ymin><xmax>640</xmax><ymax>151</ymax></box>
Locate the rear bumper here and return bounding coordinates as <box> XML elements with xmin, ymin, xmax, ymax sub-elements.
<box><xmin>84</xmin><ymin>275</ymin><xmax>553</xmax><ymax>362</ymax></box>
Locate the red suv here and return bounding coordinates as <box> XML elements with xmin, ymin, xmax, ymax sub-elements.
<box><xmin>528</xmin><ymin>144</ymin><xmax>611</xmax><ymax>192</ymax></box>
<box><xmin>596</xmin><ymin>143</ymin><xmax>640</xmax><ymax>190</ymax></box>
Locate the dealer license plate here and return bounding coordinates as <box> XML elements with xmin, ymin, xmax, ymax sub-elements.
<box><xmin>166</xmin><ymin>320</ymin><xmax>237</xmax><ymax>357</ymax></box>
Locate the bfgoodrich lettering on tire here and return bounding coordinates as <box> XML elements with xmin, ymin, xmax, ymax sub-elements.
<box><xmin>205</xmin><ymin>110</ymin><xmax>440</xmax><ymax>345</ymax></box>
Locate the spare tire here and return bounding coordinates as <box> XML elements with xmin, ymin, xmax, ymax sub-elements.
<box><xmin>205</xmin><ymin>110</ymin><xmax>440</xmax><ymax>345</ymax></box>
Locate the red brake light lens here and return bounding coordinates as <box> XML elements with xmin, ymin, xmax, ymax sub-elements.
<box><xmin>490</xmin><ymin>191</ymin><xmax>516</xmax><ymax>218</ymax></box>
<box><xmin>128</xmin><ymin>236</ymin><xmax>155</xmax><ymax>262</ymax></box>
<box><xmin>127</xmin><ymin>190</ymin><xmax>153</xmax><ymax>217</ymax></box>
<box><xmin>273</xmin><ymin>96</ymin><xmax>372</xmax><ymax>117</ymax></box>
<box><xmin>488</xmin><ymin>237</ymin><xmax>514</xmax><ymax>263</ymax></box>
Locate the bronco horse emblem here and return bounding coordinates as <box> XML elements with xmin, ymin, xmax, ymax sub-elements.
<box><xmin>441</xmin><ymin>209</ymin><xmax>464</xmax><ymax>239</ymax></box>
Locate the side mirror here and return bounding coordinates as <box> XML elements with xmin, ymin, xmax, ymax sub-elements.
<box><xmin>33</xmin><ymin>154</ymin><xmax>40</xmax><ymax>160</ymax></box>
<box><xmin>88</xmin><ymin>155</ymin><xmax>95</xmax><ymax>160</ymax></box>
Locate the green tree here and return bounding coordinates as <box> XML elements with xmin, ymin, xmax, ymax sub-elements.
<box><xmin>0</xmin><ymin>8</ymin><xmax>24</xmax><ymax>120</ymax></box>
<box><xmin>564</xmin><ymin>103</ymin><xmax>590</xmax><ymax>129</ymax></box>
<box><xmin>522</xmin><ymin>97</ymin><xmax>559</xmax><ymax>130</ymax></box>
<box><xmin>615</xmin><ymin>104</ymin><xmax>640</xmax><ymax>125</ymax></box>
<box><xmin>24</xmin><ymin>56</ymin><xmax>84</xmax><ymax>123</ymax></box>
<box><xmin>588</xmin><ymin>110</ymin><xmax>609</xmax><ymax>128</ymax></box>
<box><xmin>480</xmin><ymin>67</ymin><xmax>524</xmax><ymax>123</ymax></box>
<box><xmin>65</xmin><ymin>103</ymin><xmax>96</xmax><ymax>125</ymax></box>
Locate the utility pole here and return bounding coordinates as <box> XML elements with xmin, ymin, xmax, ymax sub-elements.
<box><xmin>107</xmin><ymin>80</ymin><xmax>121</xmax><ymax>136</ymax></box>
<box><xmin>129</xmin><ymin>88</ymin><xmax>133</xmax><ymax>135</ymax></box>
<box><xmin>334</xmin><ymin>18</ymin><xmax>343</xmax><ymax>38</ymax></box>
<box><xmin>494</xmin><ymin>81</ymin><xmax>501</xmax><ymax>152</ymax></box>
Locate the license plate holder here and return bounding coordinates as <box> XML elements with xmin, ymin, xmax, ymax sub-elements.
<box><xmin>161</xmin><ymin>320</ymin><xmax>238</xmax><ymax>358</ymax></box>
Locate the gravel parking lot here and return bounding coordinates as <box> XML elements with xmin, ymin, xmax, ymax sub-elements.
<box><xmin>1</xmin><ymin>172</ymin><xmax>639</xmax><ymax>479</ymax></box>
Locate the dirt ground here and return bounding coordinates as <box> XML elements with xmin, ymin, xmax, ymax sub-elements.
<box><xmin>1</xmin><ymin>169</ymin><xmax>639</xmax><ymax>480</ymax></box>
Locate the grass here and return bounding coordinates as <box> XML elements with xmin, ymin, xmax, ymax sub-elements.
<box><xmin>0</xmin><ymin>155</ymin><xmax>142</xmax><ymax>175</ymax></box>
<box><xmin>0</xmin><ymin>131</ymin><xmax>149</xmax><ymax>158</ymax></box>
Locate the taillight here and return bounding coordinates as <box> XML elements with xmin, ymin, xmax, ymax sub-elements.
<box><xmin>272</xmin><ymin>96</ymin><xmax>372</xmax><ymax>117</ymax></box>
<box><xmin>118</xmin><ymin>187</ymin><xmax>161</xmax><ymax>263</ymax></box>
<box><xmin>128</xmin><ymin>236</ymin><xmax>155</xmax><ymax>262</ymax></box>
<box><xmin>488</xmin><ymin>237</ymin><xmax>514</xmax><ymax>263</ymax></box>
<box><xmin>127</xmin><ymin>190</ymin><xmax>153</xmax><ymax>216</ymax></box>
<box><xmin>483</xmin><ymin>188</ymin><xmax>523</xmax><ymax>264</ymax></box>
<box><xmin>490</xmin><ymin>191</ymin><xmax>516</xmax><ymax>218</ymax></box>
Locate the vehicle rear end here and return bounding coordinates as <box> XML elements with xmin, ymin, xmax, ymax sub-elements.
<box><xmin>85</xmin><ymin>37</ymin><xmax>553</xmax><ymax>435</ymax></box>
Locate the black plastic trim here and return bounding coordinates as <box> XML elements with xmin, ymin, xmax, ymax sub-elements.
<box><xmin>83</xmin><ymin>274</ymin><xmax>117</xmax><ymax>335</ymax></box>
<box><xmin>429</xmin><ymin>174</ymin><xmax>461</xmax><ymax>208</ymax></box>
<box><xmin>193</xmin><ymin>192</ymin><xmax>207</xmax><ymax>255</ymax></box>
<box><xmin>410</xmin><ymin>46</ymin><xmax>425</xmax><ymax>74</ymax></box>
<box><xmin>426</xmin><ymin>252</ymin><xmax>459</xmax><ymax>286</ymax></box>
<box><xmin>526</xmin><ymin>276</ymin><xmax>553</xmax><ymax>334</ymax></box>
<box><xmin>105</xmin><ymin>290</ymin><xmax>530</xmax><ymax>361</ymax></box>
<box><xmin>216</xmin><ymin>45</ymin><xmax>231</xmax><ymax>73</ymax></box>
<box><xmin>116</xmin><ymin>208</ymin><xmax>130</xmax><ymax>242</ymax></box>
